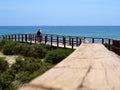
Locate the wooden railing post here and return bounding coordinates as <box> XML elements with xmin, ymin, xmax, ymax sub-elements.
<box><xmin>11</xmin><ymin>34</ymin><xmax>13</xmax><ymax>41</ymax></box>
<box><xmin>76</xmin><ymin>37</ymin><xmax>78</xmax><ymax>46</ymax></box>
<box><xmin>45</xmin><ymin>35</ymin><xmax>48</xmax><ymax>44</ymax></box>
<box><xmin>25</xmin><ymin>34</ymin><xmax>27</xmax><ymax>42</ymax></box>
<box><xmin>102</xmin><ymin>38</ymin><xmax>104</xmax><ymax>44</ymax></box>
<box><xmin>92</xmin><ymin>38</ymin><xmax>94</xmax><ymax>43</ymax></box>
<box><xmin>35</xmin><ymin>35</ymin><xmax>36</xmax><ymax>44</ymax></box>
<box><xmin>108</xmin><ymin>39</ymin><xmax>111</xmax><ymax>50</ymax></box>
<box><xmin>63</xmin><ymin>36</ymin><xmax>66</xmax><ymax>48</ymax></box>
<box><xmin>21</xmin><ymin>34</ymin><xmax>23</xmax><ymax>42</ymax></box>
<box><xmin>62</xmin><ymin>36</ymin><xmax>64</xmax><ymax>45</ymax></box>
<box><xmin>51</xmin><ymin>35</ymin><xmax>53</xmax><ymax>47</ymax></box>
<box><xmin>14</xmin><ymin>34</ymin><xmax>16</xmax><ymax>41</ymax></box>
<box><xmin>57</xmin><ymin>36</ymin><xmax>59</xmax><ymax>47</ymax></box>
<box><xmin>8</xmin><ymin>35</ymin><xmax>10</xmax><ymax>40</ymax></box>
<box><xmin>18</xmin><ymin>34</ymin><xmax>20</xmax><ymax>42</ymax></box>
<box><xmin>79</xmin><ymin>38</ymin><xmax>82</xmax><ymax>45</ymax></box>
<box><xmin>72</xmin><ymin>38</ymin><xmax>74</xmax><ymax>49</ymax></box>
<box><xmin>69</xmin><ymin>36</ymin><xmax>71</xmax><ymax>45</ymax></box>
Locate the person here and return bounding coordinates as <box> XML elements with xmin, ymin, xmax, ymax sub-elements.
<box><xmin>36</xmin><ymin>29</ymin><xmax>42</xmax><ymax>42</ymax></box>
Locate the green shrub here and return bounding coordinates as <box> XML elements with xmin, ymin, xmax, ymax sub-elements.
<box><xmin>0</xmin><ymin>57</ymin><xmax>9</xmax><ymax>73</ymax></box>
<box><xmin>104</xmin><ymin>43</ymin><xmax>112</xmax><ymax>50</ymax></box>
<box><xmin>13</xmin><ymin>43</ymin><xmax>24</xmax><ymax>55</ymax></box>
<box><xmin>40</xmin><ymin>44</ymin><xmax>52</xmax><ymax>51</ymax></box>
<box><xmin>15</xmin><ymin>71</ymin><xmax>41</xmax><ymax>83</ymax></box>
<box><xmin>5</xmin><ymin>68</ymin><xmax>16</xmax><ymax>80</ymax></box>
<box><xmin>14</xmin><ymin>43</ymin><xmax>47</xmax><ymax>59</ymax></box>
<box><xmin>15</xmin><ymin>71</ymin><xmax>30</xmax><ymax>83</ymax></box>
<box><xmin>45</xmin><ymin>49</ymin><xmax>74</xmax><ymax>64</ymax></box>
<box><xmin>0</xmin><ymin>57</ymin><xmax>16</xmax><ymax>90</ymax></box>
<box><xmin>0</xmin><ymin>72</ymin><xmax>16</xmax><ymax>90</ymax></box>
<box><xmin>11</xmin><ymin>57</ymin><xmax>50</xmax><ymax>83</ymax></box>
<box><xmin>2</xmin><ymin>41</ymin><xmax>17</xmax><ymax>55</ymax></box>
<box><xmin>0</xmin><ymin>40</ymin><xmax>7</xmax><ymax>51</ymax></box>
<box><xmin>0</xmin><ymin>40</ymin><xmax>70</xmax><ymax>89</ymax></box>
<box><xmin>26</xmin><ymin>44</ymin><xmax>47</xmax><ymax>59</ymax></box>
<box><xmin>12</xmin><ymin>57</ymin><xmax>48</xmax><ymax>73</ymax></box>
<box><xmin>1</xmin><ymin>40</ymin><xmax>47</xmax><ymax>58</ymax></box>
<box><xmin>14</xmin><ymin>43</ymin><xmax>29</xmax><ymax>56</ymax></box>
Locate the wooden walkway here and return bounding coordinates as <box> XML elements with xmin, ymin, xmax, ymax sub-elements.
<box><xmin>19</xmin><ymin>43</ymin><xmax>120</xmax><ymax>90</ymax></box>
<box><xmin>27</xmin><ymin>41</ymin><xmax>79</xmax><ymax>49</ymax></box>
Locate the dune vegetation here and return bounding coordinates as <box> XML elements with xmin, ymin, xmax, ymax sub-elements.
<box><xmin>0</xmin><ymin>40</ymin><xmax>74</xmax><ymax>90</ymax></box>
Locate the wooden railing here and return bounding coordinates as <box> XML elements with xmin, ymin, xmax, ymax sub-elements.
<box><xmin>1</xmin><ymin>34</ymin><xmax>120</xmax><ymax>55</ymax></box>
<box><xmin>112</xmin><ymin>40</ymin><xmax>120</xmax><ymax>55</ymax></box>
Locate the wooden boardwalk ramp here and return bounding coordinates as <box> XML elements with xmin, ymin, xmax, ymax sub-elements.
<box><xmin>19</xmin><ymin>44</ymin><xmax>120</xmax><ymax>90</ymax></box>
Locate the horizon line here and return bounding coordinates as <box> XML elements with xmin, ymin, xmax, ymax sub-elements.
<box><xmin>0</xmin><ymin>25</ymin><xmax>120</xmax><ymax>27</ymax></box>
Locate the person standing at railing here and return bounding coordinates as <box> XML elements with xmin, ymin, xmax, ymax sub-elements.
<box><xmin>36</xmin><ymin>29</ymin><xmax>42</xmax><ymax>43</ymax></box>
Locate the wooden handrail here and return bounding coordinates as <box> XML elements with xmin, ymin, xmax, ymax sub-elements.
<box><xmin>1</xmin><ymin>34</ymin><xmax>120</xmax><ymax>55</ymax></box>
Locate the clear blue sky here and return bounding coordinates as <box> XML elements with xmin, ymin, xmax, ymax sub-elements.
<box><xmin>0</xmin><ymin>0</ymin><xmax>120</xmax><ymax>26</ymax></box>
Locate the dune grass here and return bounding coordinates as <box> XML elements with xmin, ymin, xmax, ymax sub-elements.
<box><xmin>0</xmin><ymin>40</ymin><xmax>74</xmax><ymax>90</ymax></box>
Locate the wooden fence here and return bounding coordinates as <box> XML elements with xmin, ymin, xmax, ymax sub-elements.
<box><xmin>112</xmin><ymin>40</ymin><xmax>120</xmax><ymax>55</ymax></box>
<box><xmin>1</xmin><ymin>34</ymin><xmax>120</xmax><ymax>55</ymax></box>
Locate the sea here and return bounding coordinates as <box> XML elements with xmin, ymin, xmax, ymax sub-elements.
<box><xmin>0</xmin><ymin>26</ymin><xmax>120</xmax><ymax>40</ymax></box>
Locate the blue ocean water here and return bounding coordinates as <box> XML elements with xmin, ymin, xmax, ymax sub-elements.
<box><xmin>0</xmin><ymin>26</ymin><xmax>120</xmax><ymax>39</ymax></box>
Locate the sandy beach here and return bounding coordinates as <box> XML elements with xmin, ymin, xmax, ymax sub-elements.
<box><xmin>0</xmin><ymin>52</ymin><xmax>18</xmax><ymax>65</ymax></box>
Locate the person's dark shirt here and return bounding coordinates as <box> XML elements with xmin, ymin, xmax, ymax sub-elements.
<box><xmin>37</xmin><ymin>30</ymin><xmax>40</xmax><ymax>36</ymax></box>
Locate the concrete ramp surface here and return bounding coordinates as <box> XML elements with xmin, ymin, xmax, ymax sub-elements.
<box><xmin>19</xmin><ymin>44</ymin><xmax>120</xmax><ymax>90</ymax></box>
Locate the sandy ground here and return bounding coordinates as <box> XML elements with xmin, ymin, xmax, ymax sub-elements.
<box><xmin>0</xmin><ymin>52</ymin><xmax>18</xmax><ymax>65</ymax></box>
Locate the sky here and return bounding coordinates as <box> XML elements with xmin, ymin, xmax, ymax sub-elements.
<box><xmin>0</xmin><ymin>0</ymin><xmax>120</xmax><ymax>26</ymax></box>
